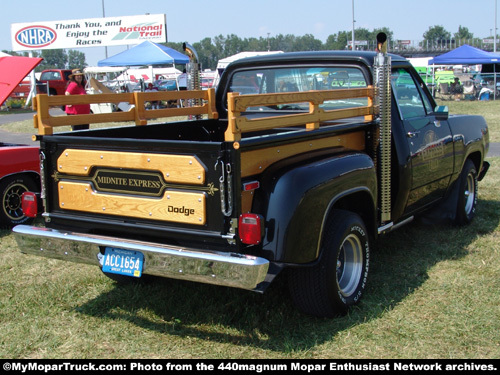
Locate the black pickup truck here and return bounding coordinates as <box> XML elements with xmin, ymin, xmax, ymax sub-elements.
<box><xmin>14</xmin><ymin>42</ymin><xmax>489</xmax><ymax>318</ymax></box>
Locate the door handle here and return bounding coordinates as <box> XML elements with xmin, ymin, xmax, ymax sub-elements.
<box><xmin>407</xmin><ymin>131</ymin><xmax>419</xmax><ymax>138</ymax></box>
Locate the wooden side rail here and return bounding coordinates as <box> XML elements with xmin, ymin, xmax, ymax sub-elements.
<box><xmin>225</xmin><ymin>86</ymin><xmax>376</xmax><ymax>142</ymax></box>
<box><xmin>33</xmin><ymin>88</ymin><xmax>218</xmax><ymax>135</ymax></box>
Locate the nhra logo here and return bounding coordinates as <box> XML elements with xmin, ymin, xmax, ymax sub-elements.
<box><xmin>15</xmin><ymin>26</ymin><xmax>57</xmax><ymax>48</ymax></box>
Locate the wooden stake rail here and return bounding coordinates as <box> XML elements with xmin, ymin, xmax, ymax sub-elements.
<box><xmin>225</xmin><ymin>86</ymin><xmax>376</xmax><ymax>142</ymax></box>
<box><xmin>33</xmin><ymin>88</ymin><xmax>218</xmax><ymax>135</ymax></box>
<box><xmin>33</xmin><ymin>86</ymin><xmax>376</xmax><ymax>141</ymax></box>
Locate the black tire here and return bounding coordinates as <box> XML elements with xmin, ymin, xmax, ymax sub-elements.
<box><xmin>288</xmin><ymin>209</ymin><xmax>370</xmax><ymax>318</ymax></box>
<box><xmin>0</xmin><ymin>175</ymin><xmax>39</xmax><ymax>227</ymax></box>
<box><xmin>455</xmin><ymin>159</ymin><xmax>478</xmax><ymax>225</ymax></box>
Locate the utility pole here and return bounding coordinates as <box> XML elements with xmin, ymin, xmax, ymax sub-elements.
<box><xmin>352</xmin><ymin>0</ymin><xmax>355</xmax><ymax>50</ymax></box>
<box><xmin>495</xmin><ymin>0</ymin><xmax>497</xmax><ymax>53</ymax></box>
<box><xmin>102</xmin><ymin>0</ymin><xmax>108</xmax><ymax>58</ymax></box>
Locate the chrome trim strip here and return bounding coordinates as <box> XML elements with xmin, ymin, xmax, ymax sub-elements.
<box><xmin>13</xmin><ymin>225</ymin><xmax>269</xmax><ymax>290</ymax></box>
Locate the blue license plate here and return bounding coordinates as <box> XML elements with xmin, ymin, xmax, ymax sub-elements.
<box><xmin>102</xmin><ymin>247</ymin><xmax>144</xmax><ymax>278</ymax></box>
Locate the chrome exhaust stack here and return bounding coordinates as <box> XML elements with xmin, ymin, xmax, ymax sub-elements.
<box><xmin>183</xmin><ymin>42</ymin><xmax>201</xmax><ymax>92</ymax></box>
<box><xmin>183</xmin><ymin>42</ymin><xmax>202</xmax><ymax>118</ymax></box>
<box><xmin>374</xmin><ymin>33</ymin><xmax>392</xmax><ymax>224</ymax></box>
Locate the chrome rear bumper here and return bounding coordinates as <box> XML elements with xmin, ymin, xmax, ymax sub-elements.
<box><xmin>13</xmin><ymin>225</ymin><xmax>269</xmax><ymax>290</ymax></box>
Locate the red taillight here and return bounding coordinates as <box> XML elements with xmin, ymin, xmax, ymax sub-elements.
<box><xmin>238</xmin><ymin>213</ymin><xmax>264</xmax><ymax>245</ymax></box>
<box><xmin>243</xmin><ymin>181</ymin><xmax>260</xmax><ymax>191</ymax></box>
<box><xmin>22</xmin><ymin>192</ymin><xmax>38</xmax><ymax>218</ymax></box>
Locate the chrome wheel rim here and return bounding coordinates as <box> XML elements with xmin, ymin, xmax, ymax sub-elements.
<box><xmin>336</xmin><ymin>234</ymin><xmax>364</xmax><ymax>297</ymax></box>
<box><xmin>2</xmin><ymin>183</ymin><xmax>27</xmax><ymax>221</ymax></box>
<box><xmin>464</xmin><ymin>172</ymin><xmax>476</xmax><ymax>216</ymax></box>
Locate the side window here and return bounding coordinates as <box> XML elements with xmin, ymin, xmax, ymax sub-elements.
<box><xmin>391</xmin><ymin>68</ymin><xmax>429</xmax><ymax>124</ymax></box>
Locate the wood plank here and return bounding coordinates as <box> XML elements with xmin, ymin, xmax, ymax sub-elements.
<box><xmin>225</xmin><ymin>86</ymin><xmax>375</xmax><ymax>141</ymax></box>
<box><xmin>58</xmin><ymin>181</ymin><xmax>206</xmax><ymax>225</ymax></box>
<box><xmin>240</xmin><ymin>130</ymin><xmax>366</xmax><ymax>177</ymax></box>
<box><xmin>234</xmin><ymin>106</ymin><xmax>374</xmax><ymax>134</ymax></box>
<box><xmin>33</xmin><ymin>88</ymin><xmax>218</xmax><ymax>135</ymax></box>
<box><xmin>232</xmin><ymin>88</ymin><xmax>374</xmax><ymax>111</ymax></box>
<box><xmin>57</xmin><ymin>149</ymin><xmax>206</xmax><ymax>185</ymax></box>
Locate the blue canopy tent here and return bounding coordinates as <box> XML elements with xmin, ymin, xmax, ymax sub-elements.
<box><xmin>97</xmin><ymin>41</ymin><xmax>190</xmax><ymax>66</ymax></box>
<box><xmin>97</xmin><ymin>41</ymin><xmax>190</xmax><ymax>90</ymax></box>
<box><xmin>428</xmin><ymin>45</ymin><xmax>500</xmax><ymax>99</ymax></box>
<box><xmin>428</xmin><ymin>44</ymin><xmax>500</xmax><ymax>65</ymax></box>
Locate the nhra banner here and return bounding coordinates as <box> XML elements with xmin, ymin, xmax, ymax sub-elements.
<box><xmin>11</xmin><ymin>14</ymin><xmax>166</xmax><ymax>51</ymax></box>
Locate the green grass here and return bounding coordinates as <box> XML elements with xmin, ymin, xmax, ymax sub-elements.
<box><xmin>440</xmin><ymin>99</ymin><xmax>500</xmax><ymax>142</ymax></box>
<box><xmin>0</xmin><ymin>101</ymin><xmax>499</xmax><ymax>359</ymax></box>
<box><xmin>0</xmin><ymin>110</ymin><xmax>190</xmax><ymax>134</ymax></box>
<box><xmin>2</xmin><ymin>161</ymin><xmax>499</xmax><ymax>359</ymax></box>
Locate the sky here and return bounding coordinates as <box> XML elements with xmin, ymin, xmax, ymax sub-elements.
<box><xmin>1</xmin><ymin>0</ymin><xmax>499</xmax><ymax>66</ymax></box>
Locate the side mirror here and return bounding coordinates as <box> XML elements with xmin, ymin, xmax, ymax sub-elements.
<box><xmin>434</xmin><ymin>105</ymin><xmax>448</xmax><ymax>121</ymax></box>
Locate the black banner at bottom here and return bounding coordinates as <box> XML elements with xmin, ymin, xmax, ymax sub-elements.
<box><xmin>1</xmin><ymin>359</ymin><xmax>498</xmax><ymax>373</ymax></box>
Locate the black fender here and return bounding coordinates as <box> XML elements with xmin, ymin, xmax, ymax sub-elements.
<box><xmin>448</xmin><ymin>114</ymin><xmax>489</xmax><ymax>178</ymax></box>
<box><xmin>424</xmin><ymin>114</ymin><xmax>489</xmax><ymax>224</ymax></box>
<box><xmin>259</xmin><ymin>151</ymin><xmax>377</xmax><ymax>264</ymax></box>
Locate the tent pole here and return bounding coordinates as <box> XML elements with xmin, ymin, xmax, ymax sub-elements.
<box><xmin>495</xmin><ymin>65</ymin><xmax>497</xmax><ymax>100</ymax></box>
<box><xmin>432</xmin><ymin>64</ymin><xmax>435</xmax><ymax>97</ymax></box>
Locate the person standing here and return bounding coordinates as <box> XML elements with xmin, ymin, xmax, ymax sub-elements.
<box><xmin>65</xmin><ymin>69</ymin><xmax>90</xmax><ymax>131</ymax></box>
<box><xmin>145</xmin><ymin>82</ymin><xmax>160</xmax><ymax>109</ymax></box>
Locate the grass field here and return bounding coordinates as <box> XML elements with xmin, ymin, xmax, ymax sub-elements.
<box><xmin>0</xmin><ymin>100</ymin><xmax>499</xmax><ymax>359</ymax></box>
<box><xmin>1</xmin><ymin>98</ymin><xmax>500</xmax><ymax>141</ymax></box>
<box><xmin>444</xmin><ymin>99</ymin><xmax>500</xmax><ymax>142</ymax></box>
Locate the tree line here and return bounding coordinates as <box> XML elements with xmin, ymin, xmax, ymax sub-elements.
<box><xmin>169</xmin><ymin>24</ymin><xmax>479</xmax><ymax>70</ymax></box>
<box><xmin>1</xmin><ymin>25</ymin><xmax>485</xmax><ymax>71</ymax></box>
<box><xmin>2</xmin><ymin>48</ymin><xmax>86</xmax><ymax>72</ymax></box>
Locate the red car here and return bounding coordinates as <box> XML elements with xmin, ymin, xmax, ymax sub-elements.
<box><xmin>0</xmin><ymin>143</ymin><xmax>40</xmax><ymax>227</ymax></box>
<box><xmin>0</xmin><ymin>55</ymin><xmax>43</xmax><ymax>227</ymax></box>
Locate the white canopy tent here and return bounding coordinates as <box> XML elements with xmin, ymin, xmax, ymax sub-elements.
<box><xmin>216</xmin><ymin>51</ymin><xmax>284</xmax><ymax>71</ymax></box>
<box><xmin>214</xmin><ymin>51</ymin><xmax>283</xmax><ymax>86</ymax></box>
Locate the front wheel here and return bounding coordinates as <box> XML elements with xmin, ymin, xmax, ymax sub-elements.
<box><xmin>455</xmin><ymin>159</ymin><xmax>478</xmax><ymax>225</ymax></box>
<box><xmin>288</xmin><ymin>209</ymin><xmax>370</xmax><ymax>318</ymax></box>
<box><xmin>0</xmin><ymin>175</ymin><xmax>39</xmax><ymax>227</ymax></box>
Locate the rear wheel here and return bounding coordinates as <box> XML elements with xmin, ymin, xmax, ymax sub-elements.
<box><xmin>289</xmin><ymin>209</ymin><xmax>370</xmax><ymax>318</ymax></box>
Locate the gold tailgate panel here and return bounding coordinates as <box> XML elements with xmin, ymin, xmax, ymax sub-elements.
<box><xmin>56</xmin><ymin>149</ymin><xmax>208</xmax><ymax>225</ymax></box>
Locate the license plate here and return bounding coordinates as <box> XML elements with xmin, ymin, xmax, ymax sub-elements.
<box><xmin>102</xmin><ymin>247</ymin><xmax>144</xmax><ymax>278</ymax></box>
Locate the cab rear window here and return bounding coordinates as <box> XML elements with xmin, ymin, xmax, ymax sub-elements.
<box><xmin>229</xmin><ymin>66</ymin><xmax>368</xmax><ymax>112</ymax></box>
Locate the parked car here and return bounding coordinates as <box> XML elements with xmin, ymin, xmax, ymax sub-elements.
<box><xmin>201</xmin><ymin>77</ymin><xmax>215</xmax><ymax>89</ymax></box>
<box><xmin>0</xmin><ymin>143</ymin><xmax>40</xmax><ymax>227</ymax></box>
<box><xmin>9</xmin><ymin>77</ymin><xmax>32</xmax><ymax>100</ymax></box>
<box><xmin>155</xmin><ymin>79</ymin><xmax>178</xmax><ymax>91</ymax></box>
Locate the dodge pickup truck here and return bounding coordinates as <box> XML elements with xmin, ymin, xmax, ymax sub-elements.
<box><xmin>13</xmin><ymin>37</ymin><xmax>490</xmax><ymax>318</ymax></box>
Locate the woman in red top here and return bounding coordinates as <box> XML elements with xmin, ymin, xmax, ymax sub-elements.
<box><xmin>65</xmin><ymin>69</ymin><xmax>90</xmax><ymax>130</ymax></box>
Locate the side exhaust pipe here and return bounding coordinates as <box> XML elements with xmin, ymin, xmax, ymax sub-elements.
<box><xmin>374</xmin><ymin>33</ymin><xmax>392</xmax><ymax>224</ymax></box>
<box><xmin>183</xmin><ymin>42</ymin><xmax>202</xmax><ymax>119</ymax></box>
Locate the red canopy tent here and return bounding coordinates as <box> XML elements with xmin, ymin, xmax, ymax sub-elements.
<box><xmin>0</xmin><ymin>55</ymin><xmax>43</xmax><ymax>105</ymax></box>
